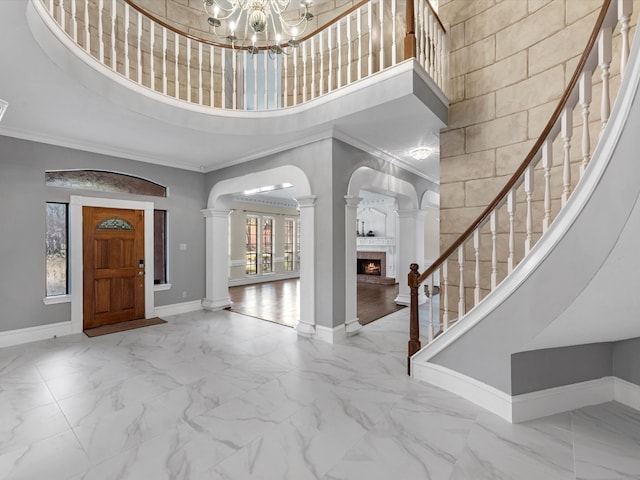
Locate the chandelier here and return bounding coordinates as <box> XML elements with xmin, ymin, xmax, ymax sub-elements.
<box><xmin>203</xmin><ymin>0</ymin><xmax>313</xmax><ymax>54</ymax></box>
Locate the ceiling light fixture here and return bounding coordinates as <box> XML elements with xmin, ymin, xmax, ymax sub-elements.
<box><xmin>409</xmin><ymin>147</ymin><xmax>433</xmax><ymax>160</ymax></box>
<box><xmin>203</xmin><ymin>0</ymin><xmax>313</xmax><ymax>55</ymax></box>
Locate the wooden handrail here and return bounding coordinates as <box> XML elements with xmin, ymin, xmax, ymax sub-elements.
<box><xmin>414</xmin><ymin>0</ymin><xmax>612</xmax><ymax>288</ymax></box>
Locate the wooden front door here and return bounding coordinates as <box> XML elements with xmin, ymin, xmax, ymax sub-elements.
<box><xmin>83</xmin><ymin>207</ymin><xmax>145</xmax><ymax>329</ymax></box>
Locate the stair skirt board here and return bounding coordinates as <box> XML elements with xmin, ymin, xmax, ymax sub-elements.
<box><xmin>411</xmin><ymin>361</ymin><xmax>640</xmax><ymax>423</ymax></box>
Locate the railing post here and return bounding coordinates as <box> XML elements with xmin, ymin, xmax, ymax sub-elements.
<box><xmin>407</xmin><ymin>263</ymin><xmax>421</xmax><ymax>375</ymax></box>
<box><xmin>404</xmin><ymin>0</ymin><xmax>416</xmax><ymax>60</ymax></box>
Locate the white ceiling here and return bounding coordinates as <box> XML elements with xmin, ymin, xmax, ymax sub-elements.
<box><xmin>0</xmin><ymin>1</ymin><xmax>446</xmax><ymax>183</ymax></box>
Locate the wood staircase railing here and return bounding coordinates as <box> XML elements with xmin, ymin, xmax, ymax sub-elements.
<box><xmin>38</xmin><ymin>0</ymin><xmax>447</xmax><ymax>110</ymax></box>
<box><xmin>407</xmin><ymin>0</ymin><xmax>635</xmax><ymax>375</ymax></box>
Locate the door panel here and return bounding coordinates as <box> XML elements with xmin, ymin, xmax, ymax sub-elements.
<box><xmin>83</xmin><ymin>207</ymin><xmax>145</xmax><ymax>329</ymax></box>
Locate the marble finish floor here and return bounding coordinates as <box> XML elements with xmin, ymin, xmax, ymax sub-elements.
<box><xmin>1</xmin><ymin>308</ymin><xmax>639</xmax><ymax>479</ymax></box>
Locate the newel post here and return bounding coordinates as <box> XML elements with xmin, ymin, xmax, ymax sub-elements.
<box><xmin>404</xmin><ymin>0</ymin><xmax>416</xmax><ymax>60</ymax></box>
<box><xmin>407</xmin><ymin>263</ymin><xmax>421</xmax><ymax>375</ymax></box>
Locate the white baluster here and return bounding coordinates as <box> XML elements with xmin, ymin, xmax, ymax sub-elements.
<box><xmin>427</xmin><ymin>277</ymin><xmax>434</xmax><ymax>342</ymax></box>
<box><xmin>98</xmin><ymin>0</ymin><xmax>104</xmax><ymax>62</ymax></box>
<box><xmin>524</xmin><ymin>166</ymin><xmax>534</xmax><ymax>255</ymax></box>
<box><xmin>347</xmin><ymin>14</ymin><xmax>352</xmax><ymax>85</ymax></box>
<box><xmin>391</xmin><ymin>0</ymin><xmax>397</xmax><ymax>65</ymax></box>
<box><xmin>619</xmin><ymin>0</ymin><xmax>632</xmax><ymax>75</ymax></box>
<box><xmin>311</xmin><ymin>36</ymin><xmax>316</xmax><ymax>99</ymax></box>
<box><xmin>490</xmin><ymin>211</ymin><xmax>498</xmax><ymax>290</ymax></box>
<box><xmin>418</xmin><ymin>1</ymin><xmax>425</xmax><ymax>67</ymax></box>
<box><xmin>263</xmin><ymin>49</ymin><xmax>268</xmax><ymax>108</ymax></box>
<box><xmin>367</xmin><ymin>4</ymin><xmax>373</xmax><ymax>75</ymax></box>
<box><xmin>70</xmin><ymin>0</ymin><xmax>77</xmax><ymax>42</ymax></box>
<box><xmin>162</xmin><ymin>28</ymin><xmax>167</xmax><ymax>95</ymax></box>
<box><xmin>473</xmin><ymin>229</ymin><xmax>480</xmax><ymax>306</ymax></box>
<box><xmin>579</xmin><ymin>71</ymin><xmax>592</xmax><ymax>177</ymax></box>
<box><xmin>379</xmin><ymin>0</ymin><xmax>385</xmax><ymax>70</ymax></box>
<box><xmin>293</xmin><ymin>46</ymin><xmax>298</xmax><ymax>105</ymax></box>
<box><xmin>541</xmin><ymin>140</ymin><xmax>553</xmax><ymax>233</ymax></box>
<box><xmin>598</xmin><ymin>27</ymin><xmax>612</xmax><ymax>134</ymax></box>
<box><xmin>442</xmin><ymin>261</ymin><xmax>449</xmax><ymax>330</ymax></box>
<box><xmin>198</xmin><ymin>43</ymin><xmax>203</xmax><ymax>105</ymax></box>
<box><xmin>242</xmin><ymin>50</ymin><xmax>248</xmax><ymax>110</ymax></box>
<box><xmin>458</xmin><ymin>245</ymin><xmax>465</xmax><ymax>317</ymax></box>
<box><xmin>209</xmin><ymin>45</ymin><xmax>216</xmax><ymax>107</ymax></box>
<box><xmin>221</xmin><ymin>47</ymin><xmax>226</xmax><ymax>108</ymax></box>
<box><xmin>49</xmin><ymin>0</ymin><xmax>54</xmax><ymax>16</ymax></box>
<box><xmin>232</xmin><ymin>49</ymin><xmax>238</xmax><ymax>109</ymax></box>
<box><xmin>302</xmin><ymin>42</ymin><xmax>307</xmax><ymax>103</ymax></box>
<box><xmin>337</xmin><ymin>21</ymin><xmax>343</xmax><ymax>88</ymax></box>
<box><xmin>124</xmin><ymin>5</ymin><xmax>129</xmax><ymax>78</ymax></box>
<box><xmin>273</xmin><ymin>51</ymin><xmax>278</xmax><ymax>107</ymax></box>
<box><xmin>83</xmin><ymin>0</ymin><xmax>89</xmax><ymax>52</ymax></box>
<box><xmin>137</xmin><ymin>12</ymin><xmax>142</xmax><ymax>85</ymax></box>
<box><xmin>356</xmin><ymin>8</ymin><xmax>362</xmax><ymax>80</ymax></box>
<box><xmin>253</xmin><ymin>52</ymin><xmax>258</xmax><ymax>110</ymax></box>
<box><xmin>186</xmin><ymin>38</ymin><xmax>192</xmax><ymax>102</ymax></box>
<box><xmin>319</xmin><ymin>31</ymin><xmax>324</xmax><ymax>96</ymax></box>
<box><xmin>284</xmin><ymin>48</ymin><xmax>288</xmax><ymax>107</ymax></box>
<box><xmin>561</xmin><ymin>107</ymin><xmax>572</xmax><ymax>206</ymax></box>
<box><xmin>111</xmin><ymin>0</ymin><xmax>116</xmax><ymax>70</ymax></box>
<box><xmin>150</xmin><ymin>22</ymin><xmax>155</xmax><ymax>91</ymax></box>
<box><xmin>507</xmin><ymin>190</ymin><xmax>515</xmax><ymax>274</ymax></box>
<box><xmin>174</xmin><ymin>32</ymin><xmax>180</xmax><ymax>99</ymax></box>
<box><xmin>328</xmin><ymin>25</ymin><xmax>333</xmax><ymax>92</ymax></box>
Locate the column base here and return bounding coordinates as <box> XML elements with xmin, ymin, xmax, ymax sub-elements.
<box><xmin>202</xmin><ymin>297</ymin><xmax>231</xmax><ymax>311</ymax></box>
<box><xmin>345</xmin><ymin>317</ymin><xmax>363</xmax><ymax>335</ymax></box>
<box><xmin>315</xmin><ymin>324</ymin><xmax>347</xmax><ymax>344</ymax></box>
<box><xmin>296</xmin><ymin>321</ymin><xmax>316</xmax><ymax>337</ymax></box>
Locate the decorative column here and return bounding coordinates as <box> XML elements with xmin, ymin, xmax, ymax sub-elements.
<box><xmin>395</xmin><ymin>209</ymin><xmax>424</xmax><ymax>305</ymax></box>
<box><xmin>295</xmin><ymin>195</ymin><xmax>317</xmax><ymax>336</ymax></box>
<box><xmin>345</xmin><ymin>195</ymin><xmax>362</xmax><ymax>335</ymax></box>
<box><xmin>201</xmin><ymin>208</ymin><xmax>232</xmax><ymax>310</ymax></box>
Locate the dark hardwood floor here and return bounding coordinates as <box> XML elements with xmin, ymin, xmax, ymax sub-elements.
<box><xmin>228</xmin><ymin>279</ymin><xmax>405</xmax><ymax>327</ymax></box>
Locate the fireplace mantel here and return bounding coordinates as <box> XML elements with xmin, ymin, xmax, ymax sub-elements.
<box><xmin>357</xmin><ymin>237</ymin><xmax>395</xmax><ymax>247</ymax></box>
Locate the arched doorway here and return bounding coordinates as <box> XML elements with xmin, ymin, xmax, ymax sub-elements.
<box><xmin>203</xmin><ymin>165</ymin><xmax>317</xmax><ymax>335</ymax></box>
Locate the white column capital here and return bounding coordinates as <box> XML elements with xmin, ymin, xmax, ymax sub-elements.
<box><xmin>396</xmin><ymin>208</ymin><xmax>419</xmax><ymax>218</ymax></box>
<box><xmin>201</xmin><ymin>208</ymin><xmax>231</xmax><ymax>218</ymax></box>
<box><xmin>344</xmin><ymin>195</ymin><xmax>362</xmax><ymax>208</ymax></box>
<box><xmin>295</xmin><ymin>195</ymin><xmax>317</xmax><ymax>208</ymax></box>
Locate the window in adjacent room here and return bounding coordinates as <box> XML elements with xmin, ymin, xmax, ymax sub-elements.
<box><xmin>45</xmin><ymin>202</ymin><xmax>68</xmax><ymax>296</ymax></box>
<box><xmin>295</xmin><ymin>218</ymin><xmax>300</xmax><ymax>271</ymax></box>
<box><xmin>246</xmin><ymin>216</ymin><xmax>258</xmax><ymax>275</ymax></box>
<box><xmin>261</xmin><ymin>217</ymin><xmax>274</xmax><ymax>273</ymax></box>
<box><xmin>284</xmin><ymin>218</ymin><xmax>295</xmax><ymax>272</ymax></box>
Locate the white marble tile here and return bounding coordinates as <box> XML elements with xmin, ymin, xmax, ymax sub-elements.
<box><xmin>0</xmin><ymin>430</ymin><xmax>90</xmax><ymax>480</ymax></box>
<box><xmin>449</xmin><ymin>412</ymin><xmax>575</xmax><ymax>480</ymax></box>
<box><xmin>0</xmin><ymin>378</ymin><xmax>55</xmax><ymax>415</ymax></box>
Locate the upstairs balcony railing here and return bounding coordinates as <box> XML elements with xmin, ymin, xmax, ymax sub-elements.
<box><xmin>407</xmin><ymin>0</ymin><xmax>635</xmax><ymax>374</ymax></box>
<box><xmin>40</xmin><ymin>0</ymin><xmax>447</xmax><ymax>111</ymax></box>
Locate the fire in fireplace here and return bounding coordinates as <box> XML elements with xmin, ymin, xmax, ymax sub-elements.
<box><xmin>357</xmin><ymin>259</ymin><xmax>382</xmax><ymax>276</ymax></box>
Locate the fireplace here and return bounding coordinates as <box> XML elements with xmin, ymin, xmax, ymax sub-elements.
<box><xmin>358</xmin><ymin>259</ymin><xmax>382</xmax><ymax>276</ymax></box>
<box><xmin>356</xmin><ymin>251</ymin><xmax>395</xmax><ymax>285</ymax></box>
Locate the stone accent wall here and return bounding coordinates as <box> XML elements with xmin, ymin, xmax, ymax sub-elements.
<box><xmin>437</xmin><ymin>0</ymin><xmax>639</xmax><ymax>315</ymax></box>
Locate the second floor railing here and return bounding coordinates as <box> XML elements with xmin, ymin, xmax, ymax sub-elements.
<box><xmin>40</xmin><ymin>0</ymin><xmax>447</xmax><ymax>111</ymax></box>
<box><xmin>407</xmin><ymin>0</ymin><xmax>635</xmax><ymax>374</ymax></box>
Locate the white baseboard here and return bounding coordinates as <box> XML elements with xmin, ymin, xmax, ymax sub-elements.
<box><xmin>412</xmin><ymin>360</ymin><xmax>640</xmax><ymax>423</ymax></box>
<box><xmin>315</xmin><ymin>324</ymin><xmax>348</xmax><ymax>344</ymax></box>
<box><xmin>228</xmin><ymin>273</ymin><xmax>300</xmax><ymax>287</ymax></box>
<box><xmin>154</xmin><ymin>300</ymin><xmax>203</xmax><ymax>317</ymax></box>
<box><xmin>411</xmin><ymin>361</ymin><xmax>513</xmax><ymax>422</ymax></box>
<box><xmin>0</xmin><ymin>321</ymin><xmax>74</xmax><ymax>348</ymax></box>
<box><xmin>614</xmin><ymin>377</ymin><xmax>640</xmax><ymax>411</ymax></box>
<box><xmin>511</xmin><ymin>377</ymin><xmax>615</xmax><ymax>423</ymax></box>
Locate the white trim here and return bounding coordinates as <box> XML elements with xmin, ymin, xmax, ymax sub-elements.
<box><xmin>511</xmin><ymin>377</ymin><xmax>615</xmax><ymax>423</ymax></box>
<box><xmin>412</xmin><ymin>360</ymin><xmax>640</xmax><ymax>423</ymax></box>
<box><xmin>153</xmin><ymin>283</ymin><xmax>172</xmax><ymax>292</ymax></box>
<box><xmin>411</xmin><ymin>361</ymin><xmax>513</xmax><ymax>422</ymax></box>
<box><xmin>153</xmin><ymin>300</ymin><xmax>203</xmax><ymax>317</ymax></box>
<box><xmin>228</xmin><ymin>272</ymin><xmax>300</xmax><ymax>286</ymax></box>
<box><xmin>43</xmin><ymin>294</ymin><xmax>71</xmax><ymax>305</ymax></box>
<box><xmin>315</xmin><ymin>324</ymin><xmax>348</xmax><ymax>344</ymax></box>
<box><xmin>614</xmin><ymin>377</ymin><xmax>640</xmax><ymax>411</ymax></box>
<box><xmin>0</xmin><ymin>322</ymin><xmax>74</xmax><ymax>348</ymax></box>
<box><xmin>70</xmin><ymin>196</ymin><xmax>155</xmax><ymax>334</ymax></box>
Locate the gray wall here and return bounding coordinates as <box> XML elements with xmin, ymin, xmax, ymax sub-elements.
<box><xmin>511</xmin><ymin>343</ymin><xmax>613</xmax><ymax>395</ymax></box>
<box><xmin>613</xmin><ymin>337</ymin><xmax>640</xmax><ymax>385</ymax></box>
<box><xmin>0</xmin><ymin>135</ymin><xmax>207</xmax><ymax>332</ymax></box>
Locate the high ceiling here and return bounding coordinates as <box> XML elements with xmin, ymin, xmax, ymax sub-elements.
<box><xmin>0</xmin><ymin>1</ymin><xmax>445</xmax><ymax>183</ymax></box>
